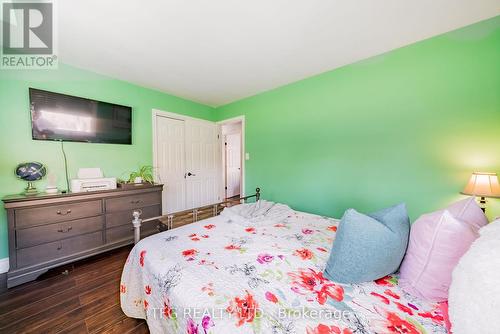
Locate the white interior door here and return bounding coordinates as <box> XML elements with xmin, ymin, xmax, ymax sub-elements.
<box><xmin>184</xmin><ymin>119</ymin><xmax>220</xmax><ymax>209</ymax></box>
<box><xmin>155</xmin><ymin>116</ymin><xmax>186</xmax><ymax>214</ymax></box>
<box><xmin>225</xmin><ymin>133</ymin><xmax>241</xmax><ymax>198</ymax></box>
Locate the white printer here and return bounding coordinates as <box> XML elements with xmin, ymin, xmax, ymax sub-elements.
<box><xmin>70</xmin><ymin>168</ymin><xmax>117</xmax><ymax>193</ymax></box>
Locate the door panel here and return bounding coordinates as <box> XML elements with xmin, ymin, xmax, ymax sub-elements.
<box><xmin>185</xmin><ymin>119</ymin><xmax>220</xmax><ymax>209</ymax></box>
<box><xmin>156</xmin><ymin>117</ymin><xmax>186</xmax><ymax>214</ymax></box>
<box><xmin>225</xmin><ymin>133</ymin><xmax>241</xmax><ymax>198</ymax></box>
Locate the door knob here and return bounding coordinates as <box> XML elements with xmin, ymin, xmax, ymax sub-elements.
<box><xmin>187</xmin><ymin>172</ymin><xmax>196</xmax><ymax>176</ymax></box>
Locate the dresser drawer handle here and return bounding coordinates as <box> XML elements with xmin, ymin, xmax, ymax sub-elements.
<box><xmin>56</xmin><ymin>209</ymin><xmax>72</xmax><ymax>215</ymax></box>
<box><xmin>57</xmin><ymin>226</ymin><xmax>73</xmax><ymax>233</ymax></box>
<box><xmin>57</xmin><ymin>243</ymin><xmax>63</xmax><ymax>250</ymax></box>
<box><xmin>130</xmin><ymin>200</ymin><xmax>142</xmax><ymax>204</ymax></box>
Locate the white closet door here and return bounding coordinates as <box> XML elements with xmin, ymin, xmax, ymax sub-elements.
<box><xmin>225</xmin><ymin>133</ymin><xmax>241</xmax><ymax>198</ymax></box>
<box><xmin>185</xmin><ymin>119</ymin><xmax>220</xmax><ymax>209</ymax></box>
<box><xmin>155</xmin><ymin>116</ymin><xmax>186</xmax><ymax>214</ymax></box>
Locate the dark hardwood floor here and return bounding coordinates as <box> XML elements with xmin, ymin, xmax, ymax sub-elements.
<box><xmin>0</xmin><ymin>246</ymin><xmax>148</xmax><ymax>334</ymax></box>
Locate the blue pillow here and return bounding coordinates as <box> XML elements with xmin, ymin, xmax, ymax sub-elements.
<box><xmin>324</xmin><ymin>203</ymin><xmax>410</xmax><ymax>284</ymax></box>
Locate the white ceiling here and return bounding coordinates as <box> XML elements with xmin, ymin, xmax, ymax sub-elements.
<box><xmin>58</xmin><ymin>1</ymin><xmax>500</xmax><ymax>107</ymax></box>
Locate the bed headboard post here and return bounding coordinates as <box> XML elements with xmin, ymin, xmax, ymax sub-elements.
<box><xmin>132</xmin><ymin>210</ymin><xmax>142</xmax><ymax>244</ymax></box>
<box><xmin>256</xmin><ymin>187</ymin><xmax>260</xmax><ymax>201</ymax></box>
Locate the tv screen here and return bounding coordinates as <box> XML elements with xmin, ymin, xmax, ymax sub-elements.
<box><xmin>30</xmin><ymin>88</ymin><xmax>132</xmax><ymax>144</ymax></box>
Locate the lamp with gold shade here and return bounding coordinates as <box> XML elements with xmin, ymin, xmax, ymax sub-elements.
<box><xmin>461</xmin><ymin>172</ymin><xmax>500</xmax><ymax>212</ymax></box>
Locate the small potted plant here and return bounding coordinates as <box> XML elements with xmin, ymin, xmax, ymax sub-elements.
<box><xmin>118</xmin><ymin>166</ymin><xmax>155</xmax><ymax>188</ymax></box>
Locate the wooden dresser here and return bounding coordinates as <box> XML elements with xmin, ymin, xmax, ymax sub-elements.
<box><xmin>2</xmin><ymin>184</ymin><xmax>163</xmax><ymax>288</ymax></box>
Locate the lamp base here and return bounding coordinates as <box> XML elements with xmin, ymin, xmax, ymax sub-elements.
<box><xmin>478</xmin><ymin>196</ymin><xmax>486</xmax><ymax>213</ymax></box>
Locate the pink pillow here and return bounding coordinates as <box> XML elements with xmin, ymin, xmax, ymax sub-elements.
<box><xmin>445</xmin><ymin>197</ymin><xmax>488</xmax><ymax>231</ymax></box>
<box><xmin>399</xmin><ymin>197</ymin><xmax>486</xmax><ymax>302</ymax></box>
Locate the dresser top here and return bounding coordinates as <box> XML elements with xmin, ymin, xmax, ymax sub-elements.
<box><xmin>3</xmin><ymin>184</ymin><xmax>163</xmax><ymax>206</ymax></box>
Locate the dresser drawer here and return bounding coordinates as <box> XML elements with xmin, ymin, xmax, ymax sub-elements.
<box><xmin>16</xmin><ymin>200</ymin><xmax>103</xmax><ymax>228</ymax></box>
<box><xmin>106</xmin><ymin>220</ymin><xmax>159</xmax><ymax>244</ymax></box>
<box><xmin>106</xmin><ymin>205</ymin><xmax>161</xmax><ymax>228</ymax></box>
<box><xmin>16</xmin><ymin>216</ymin><xmax>104</xmax><ymax>249</ymax></box>
<box><xmin>106</xmin><ymin>224</ymin><xmax>134</xmax><ymax>244</ymax></box>
<box><xmin>17</xmin><ymin>231</ymin><xmax>103</xmax><ymax>268</ymax></box>
<box><xmin>105</xmin><ymin>192</ymin><xmax>161</xmax><ymax>213</ymax></box>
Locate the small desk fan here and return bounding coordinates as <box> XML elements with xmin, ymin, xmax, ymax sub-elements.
<box><xmin>15</xmin><ymin>162</ymin><xmax>47</xmax><ymax>195</ymax></box>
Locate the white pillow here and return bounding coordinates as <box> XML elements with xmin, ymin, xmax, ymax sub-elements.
<box><xmin>449</xmin><ymin>220</ymin><xmax>500</xmax><ymax>334</ymax></box>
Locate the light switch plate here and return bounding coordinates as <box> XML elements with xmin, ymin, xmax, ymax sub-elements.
<box><xmin>245</xmin><ymin>153</ymin><xmax>250</xmax><ymax>160</ymax></box>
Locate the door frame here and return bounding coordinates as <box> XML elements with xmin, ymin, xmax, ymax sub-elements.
<box><xmin>152</xmin><ymin>109</ymin><xmax>223</xmax><ymax>212</ymax></box>
<box><xmin>217</xmin><ymin>115</ymin><xmax>245</xmax><ymax>198</ymax></box>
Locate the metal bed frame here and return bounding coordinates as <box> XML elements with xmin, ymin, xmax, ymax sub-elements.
<box><xmin>131</xmin><ymin>188</ymin><xmax>261</xmax><ymax>244</ymax></box>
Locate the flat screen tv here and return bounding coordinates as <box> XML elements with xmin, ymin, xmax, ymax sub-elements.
<box><xmin>30</xmin><ymin>88</ymin><xmax>132</xmax><ymax>144</ymax></box>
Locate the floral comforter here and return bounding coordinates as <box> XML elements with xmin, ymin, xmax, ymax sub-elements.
<box><xmin>120</xmin><ymin>202</ymin><xmax>447</xmax><ymax>334</ymax></box>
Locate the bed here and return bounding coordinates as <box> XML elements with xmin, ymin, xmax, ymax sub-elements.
<box><xmin>120</xmin><ymin>194</ymin><xmax>448</xmax><ymax>334</ymax></box>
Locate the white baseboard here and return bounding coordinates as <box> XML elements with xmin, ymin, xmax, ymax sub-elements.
<box><xmin>0</xmin><ymin>257</ymin><xmax>9</xmax><ymax>274</ymax></box>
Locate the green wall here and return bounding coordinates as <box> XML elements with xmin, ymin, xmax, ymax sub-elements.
<box><xmin>0</xmin><ymin>64</ymin><xmax>216</xmax><ymax>259</ymax></box>
<box><xmin>215</xmin><ymin>17</ymin><xmax>500</xmax><ymax>222</ymax></box>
